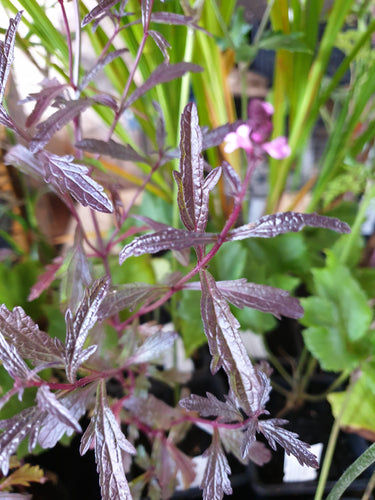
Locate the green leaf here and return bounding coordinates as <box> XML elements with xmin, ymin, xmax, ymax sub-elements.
<box><xmin>301</xmin><ymin>254</ymin><xmax>372</xmax><ymax>371</ymax></box>
<box><xmin>235</xmin><ymin>306</ymin><xmax>276</xmax><ymax>335</ymax></box>
<box><xmin>328</xmin><ymin>374</ymin><xmax>375</xmax><ymax>434</ymax></box>
<box><xmin>177</xmin><ymin>291</ymin><xmax>206</xmax><ymax>356</ymax></box>
<box><xmin>258</xmin><ymin>31</ymin><xmax>312</xmax><ymax>53</ymax></box>
<box><xmin>211</xmin><ymin>240</ymin><xmax>247</xmax><ymax>282</ymax></box>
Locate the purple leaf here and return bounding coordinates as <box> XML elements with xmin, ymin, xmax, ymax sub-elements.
<box><xmin>81</xmin><ymin>0</ymin><xmax>119</xmax><ymax>27</ymax></box>
<box><xmin>127</xmin><ymin>328</ymin><xmax>177</xmax><ymax>364</ymax></box>
<box><xmin>0</xmin><ymin>105</ymin><xmax>16</xmax><ymax>130</ymax></box>
<box><xmin>227</xmin><ymin>212</ymin><xmax>351</xmax><ymax>241</ymax></box>
<box><xmin>0</xmin><ymin>304</ymin><xmax>64</xmax><ymax>367</ymax></box>
<box><xmin>219</xmin><ymin>426</ymin><xmax>271</xmax><ymax>466</ymax></box>
<box><xmin>0</xmin><ymin>407</ymin><xmax>41</xmax><ymax>475</ymax></box>
<box><xmin>62</xmin><ymin>227</ymin><xmax>92</xmax><ymax>311</ymax></box>
<box><xmin>150</xmin><ymin>12</ymin><xmax>210</xmax><ymax>35</ymax></box>
<box><xmin>124</xmin><ymin>62</ymin><xmax>203</xmax><ymax>109</ymax></box>
<box><xmin>200</xmin><ymin>270</ymin><xmax>267</xmax><ymax>416</ymax></box>
<box><xmin>201</xmin><ymin>121</ymin><xmax>243</xmax><ymax>151</ymax></box>
<box><xmin>221</xmin><ymin>161</ymin><xmax>241</xmax><ymax>198</ymax></box>
<box><xmin>0</xmin><ymin>12</ymin><xmax>21</xmax><ymax>104</ymax></box>
<box><xmin>149</xmin><ymin>30</ymin><xmax>171</xmax><ymax>62</ymax></box>
<box><xmin>30</xmin><ymin>98</ymin><xmax>94</xmax><ymax>153</ymax></box>
<box><xmin>80</xmin><ymin>381</ymin><xmax>135</xmax><ymax>500</ymax></box>
<box><xmin>240</xmin><ymin>419</ymin><xmax>258</xmax><ymax>459</ymax></box>
<box><xmin>80</xmin><ymin>49</ymin><xmax>128</xmax><ymax>91</ymax></box>
<box><xmin>0</xmin><ymin>331</ymin><xmax>36</xmax><ymax>382</ymax></box>
<box><xmin>37</xmin><ymin>384</ymin><xmax>96</xmax><ymax>448</ymax></box>
<box><xmin>75</xmin><ymin>138</ymin><xmax>148</xmax><ymax>164</ymax></box>
<box><xmin>217</xmin><ymin>279</ymin><xmax>304</xmax><ymax>319</ymax></box>
<box><xmin>123</xmin><ymin>394</ymin><xmax>182</xmax><ymax>430</ymax></box>
<box><xmin>179</xmin><ymin>392</ymin><xmax>242</xmax><ymax>423</ymax></box>
<box><xmin>141</xmin><ymin>0</ymin><xmax>153</xmax><ymax>30</ymax></box>
<box><xmin>36</xmin><ymin>386</ymin><xmax>81</xmax><ymax>433</ymax></box>
<box><xmin>98</xmin><ymin>283</ymin><xmax>168</xmax><ymax>318</ymax></box>
<box><xmin>24</xmin><ymin>78</ymin><xmax>67</xmax><ymax>127</ymax></box>
<box><xmin>65</xmin><ymin>277</ymin><xmax>110</xmax><ymax>383</ymax></box>
<box><xmin>119</xmin><ymin>227</ymin><xmax>216</xmax><ymax>264</ymax></box>
<box><xmin>43</xmin><ymin>152</ymin><xmax>113</xmax><ymax>213</ymax></box>
<box><xmin>165</xmin><ymin>441</ymin><xmax>196</xmax><ymax>490</ymax></box>
<box><xmin>201</xmin><ymin>429</ymin><xmax>232</xmax><ymax>500</ymax></box>
<box><xmin>28</xmin><ymin>256</ymin><xmax>63</xmax><ymax>301</ymax></box>
<box><xmin>175</xmin><ymin>103</ymin><xmax>221</xmax><ymax>232</ymax></box>
<box><xmin>258</xmin><ymin>418</ymin><xmax>319</xmax><ymax>468</ymax></box>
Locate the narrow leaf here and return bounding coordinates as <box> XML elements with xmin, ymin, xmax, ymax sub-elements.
<box><xmin>42</xmin><ymin>152</ymin><xmax>113</xmax><ymax>213</ymax></box>
<box><xmin>81</xmin><ymin>0</ymin><xmax>119</xmax><ymax>27</ymax></box>
<box><xmin>201</xmin><ymin>430</ymin><xmax>232</xmax><ymax>500</ymax></box>
<box><xmin>76</xmin><ymin>138</ymin><xmax>148</xmax><ymax>163</ymax></box>
<box><xmin>37</xmin><ymin>384</ymin><xmax>96</xmax><ymax>448</ymax></box>
<box><xmin>6</xmin><ymin>146</ymin><xmax>113</xmax><ymax>213</ymax></box>
<box><xmin>228</xmin><ymin>212</ymin><xmax>351</xmax><ymax>241</ymax></box>
<box><xmin>80</xmin><ymin>381</ymin><xmax>135</xmax><ymax>500</ymax></box>
<box><xmin>0</xmin><ymin>331</ymin><xmax>35</xmax><ymax>381</ymax></box>
<box><xmin>123</xmin><ymin>394</ymin><xmax>182</xmax><ymax>430</ymax></box>
<box><xmin>36</xmin><ymin>385</ymin><xmax>81</xmax><ymax>433</ymax></box>
<box><xmin>24</xmin><ymin>78</ymin><xmax>67</xmax><ymax>127</ymax></box>
<box><xmin>178</xmin><ymin>102</ymin><xmax>206</xmax><ymax>231</ymax></box>
<box><xmin>0</xmin><ymin>12</ymin><xmax>21</xmax><ymax>104</ymax></box>
<box><xmin>124</xmin><ymin>62</ymin><xmax>203</xmax><ymax>109</ymax></box>
<box><xmin>28</xmin><ymin>256</ymin><xmax>64</xmax><ymax>301</ymax></box>
<box><xmin>217</xmin><ymin>279</ymin><xmax>304</xmax><ymax>319</ymax></box>
<box><xmin>30</xmin><ymin>98</ymin><xmax>94</xmax><ymax>153</ymax></box>
<box><xmin>179</xmin><ymin>392</ymin><xmax>241</xmax><ymax>423</ymax></box>
<box><xmin>200</xmin><ymin>270</ymin><xmax>265</xmax><ymax>416</ymax></box>
<box><xmin>221</xmin><ymin>161</ymin><xmax>241</xmax><ymax>197</ymax></box>
<box><xmin>0</xmin><ymin>408</ymin><xmax>41</xmax><ymax>475</ymax></box>
<box><xmin>119</xmin><ymin>227</ymin><xmax>216</xmax><ymax>264</ymax></box>
<box><xmin>98</xmin><ymin>283</ymin><xmax>168</xmax><ymax>319</ymax></box>
<box><xmin>65</xmin><ymin>277</ymin><xmax>109</xmax><ymax>383</ymax></box>
<box><xmin>128</xmin><ymin>328</ymin><xmax>177</xmax><ymax>364</ymax></box>
<box><xmin>0</xmin><ymin>304</ymin><xmax>64</xmax><ymax>366</ymax></box>
<box><xmin>149</xmin><ymin>30</ymin><xmax>171</xmax><ymax>62</ymax></box>
<box><xmin>141</xmin><ymin>0</ymin><xmax>152</xmax><ymax>30</ymax></box>
<box><xmin>258</xmin><ymin>419</ymin><xmax>319</xmax><ymax>468</ymax></box>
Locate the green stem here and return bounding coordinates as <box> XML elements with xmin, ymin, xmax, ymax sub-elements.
<box><xmin>315</xmin><ymin>378</ymin><xmax>356</xmax><ymax>500</ymax></box>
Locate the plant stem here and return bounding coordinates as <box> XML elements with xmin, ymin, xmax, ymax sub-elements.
<box><xmin>315</xmin><ymin>378</ymin><xmax>356</xmax><ymax>500</ymax></box>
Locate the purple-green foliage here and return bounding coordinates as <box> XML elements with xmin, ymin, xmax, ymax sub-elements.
<box><xmin>0</xmin><ymin>4</ymin><xmax>351</xmax><ymax>500</ymax></box>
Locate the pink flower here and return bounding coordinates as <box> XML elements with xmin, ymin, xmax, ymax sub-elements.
<box><xmin>224</xmin><ymin>124</ymin><xmax>253</xmax><ymax>154</ymax></box>
<box><xmin>262</xmin><ymin>136</ymin><xmax>291</xmax><ymax>159</ymax></box>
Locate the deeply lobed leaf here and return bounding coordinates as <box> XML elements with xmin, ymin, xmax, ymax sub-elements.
<box><xmin>201</xmin><ymin>430</ymin><xmax>232</xmax><ymax>500</ymax></box>
<box><xmin>80</xmin><ymin>381</ymin><xmax>135</xmax><ymax>500</ymax></box>
<box><xmin>65</xmin><ymin>277</ymin><xmax>110</xmax><ymax>383</ymax></box>
<box><xmin>0</xmin><ymin>304</ymin><xmax>64</xmax><ymax>368</ymax></box>
<box><xmin>258</xmin><ymin>418</ymin><xmax>319</xmax><ymax>468</ymax></box>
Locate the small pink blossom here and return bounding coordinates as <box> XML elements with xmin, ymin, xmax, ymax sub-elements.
<box><xmin>262</xmin><ymin>136</ymin><xmax>291</xmax><ymax>159</ymax></box>
<box><xmin>224</xmin><ymin>124</ymin><xmax>253</xmax><ymax>154</ymax></box>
